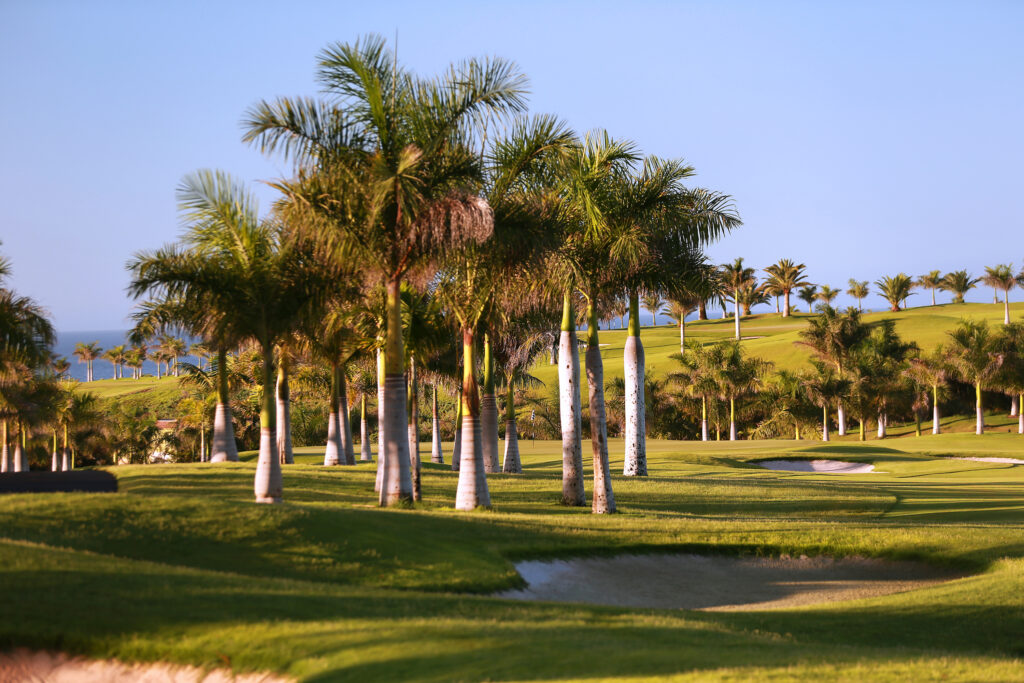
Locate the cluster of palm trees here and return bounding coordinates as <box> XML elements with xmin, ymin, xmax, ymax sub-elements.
<box><xmin>653</xmin><ymin>260</ymin><xmax>1023</xmax><ymax>344</ymax></box>
<box><xmin>124</xmin><ymin>36</ymin><xmax>740</xmax><ymax>512</ymax></box>
<box><xmin>66</xmin><ymin>334</ymin><xmax>196</xmax><ymax>381</ymax></box>
<box><xmin>671</xmin><ymin>305</ymin><xmax>1024</xmax><ymax>441</ymax></box>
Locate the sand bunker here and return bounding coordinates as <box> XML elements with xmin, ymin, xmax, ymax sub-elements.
<box><xmin>497</xmin><ymin>554</ymin><xmax>961</xmax><ymax>611</ymax></box>
<box><xmin>0</xmin><ymin>649</ymin><xmax>289</xmax><ymax>682</ymax></box>
<box><xmin>757</xmin><ymin>459</ymin><xmax>875</xmax><ymax>473</ymax></box>
<box><xmin>947</xmin><ymin>457</ymin><xmax>1024</xmax><ymax>465</ymax></box>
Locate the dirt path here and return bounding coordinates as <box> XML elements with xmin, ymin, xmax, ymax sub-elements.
<box><xmin>0</xmin><ymin>649</ymin><xmax>289</xmax><ymax>682</ymax></box>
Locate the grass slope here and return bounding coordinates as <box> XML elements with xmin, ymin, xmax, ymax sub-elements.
<box><xmin>2</xmin><ymin>436</ymin><xmax>1023</xmax><ymax>680</ymax></box>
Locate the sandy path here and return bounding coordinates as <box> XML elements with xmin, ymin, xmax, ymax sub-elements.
<box><xmin>496</xmin><ymin>554</ymin><xmax>962</xmax><ymax>611</ymax></box>
<box><xmin>947</xmin><ymin>457</ymin><xmax>1024</xmax><ymax>465</ymax></box>
<box><xmin>757</xmin><ymin>459</ymin><xmax>876</xmax><ymax>474</ymax></box>
<box><xmin>0</xmin><ymin>649</ymin><xmax>289</xmax><ymax>682</ymax></box>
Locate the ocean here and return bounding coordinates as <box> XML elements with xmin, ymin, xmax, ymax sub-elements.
<box><xmin>54</xmin><ymin>330</ymin><xmax>198</xmax><ymax>382</ymax></box>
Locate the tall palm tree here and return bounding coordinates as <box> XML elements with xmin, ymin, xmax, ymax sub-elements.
<box><xmin>816</xmin><ymin>285</ymin><xmax>840</xmax><ymax>306</ymax></box>
<box><xmin>945</xmin><ymin>319</ymin><xmax>1005</xmax><ymax>435</ymax></box>
<box><xmin>981</xmin><ymin>264</ymin><xmax>1018</xmax><ymax>324</ymax></box>
<box><xmin>244</xmin><ymin>36</ymin><xmax>526</xmax><ymax>507</ymax></box>
<box><xmin>797</xmin><ymin>305</ymin><xmax>869</xmax><ymax>436</ymax></box>
<box><xmin>763</xmin><ymin>259</ymin><xmax>810</xmax><ymax>317</ymax></box>
<box><xmin>103</xmin><ymin>345</ymin><xmax>126</xmax><ymax>380</ymax></box>
<box><xmin>916</xmin><ymin>270</ymin><xmax>943</xmax><ymax>306</ymax></box>
<box><xmin>875</xmin><ymin>274</ymin><xmax>915</xmax><ymax>312</ymax></box>
<box><xmin>129</xmin><ymin>170</ymin><xmax>328</xmax><ymax>502</ymax></box>
<box><xmin>846</xmin><ymin>279</ymin><xmax>869</xmax><ymax>312</ymax></box>
<box><xmin>713</xmin><ymin>341</ymin><xmax>770</xmax><ymax>440</ymax></box>
<box><xmin>941</xmin><ymin>270</ymin><xmax>980</xmax><ymax>304</ymax></box>
<box><xmin>640</xmin><ymin>291</ymin><xmax>665</xmax><ymax>326</ymax></box>
<box><xmin>803</xmin><ymin>363</ymin><xmax>851</xmax><ymax>441</ymax></box>
<box><xmin>73</xmin><ymin>342</ymin><xmax>101</xmax><ymax>382</ymax></box>
<box><xmin>721</xmin><ymin>258</ymin><xmax>756</xmax><ymax>340</ymax></box>
<box><xmin>671</xmin><ymin>340</ymin><xmax>725</xmax><ymax>442</ymax></box>
<box><xmin>904</xmin><ymin>349</ymin><xmax>949</xmax><ymax>435</ymax></box>
<box><xmin>736</xmin><ymin>283</ymin><xmax>770</xmax><ymax>315</ymax></box>
<box><xmin>796</xmin><ymin>285</ymin><xmax>818</xmax><ymax>315</ymax></box>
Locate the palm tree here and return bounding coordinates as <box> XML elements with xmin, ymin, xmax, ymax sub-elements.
<box><xmin>797</xmin><ymin>305</ymin><xmax>869</xmax><ymax>436</ymax></box>
<box><xmin>857</xmin><ymin>320</ymin><xmax>917</xmax><ymax>438</ymax></box>
<box><xmin>245</xmin><ymin>36</ymin><xmax>526</xmax><ymax>507</ymax></box>
<box><xmin>492</xmin><ymin>326</ymin><xmax>547</xmax><ymax>474</ymax></box>
<box><xmin>941</xmin><ymin>270</ymin><xmax>980</xmax><ymax>304</ymax></box>
<box><xmin>981</xmin><ymin>264</ymin><xmax>1018</xmax><ymax>324</ymax></box>
<box><xmin>129</xmin><ymin>170</ymin><xmax>328</xmax><ymax>502</ymax></box>
<box><xmin>816</xmin><ymin>285</ymin><xmax>840</xmax><ymax>307</ymax></box>
<box><xmin>103</xmin><ymin>345</ymin><xmax>126</xmax><ymax>380</ymax></box>
<box><xmin>904</xmin><ymin>349</ymin><xmax>949</xmax><ymax>435</ymax></box>
<box><xmin>713</xmin><ymin>341</ymin><xmax>770</xmax><ymax>440</ymax></box>
<box><xmin>999</xmin><ymin>323</ymin><xmax>1024</xmax><ymax>434</ymax></box>
<box><xmin>51</xmin><ymin>356</ymin><xmax>70</xmax><ymax>380</ymax></box>
<box><xmin>721</xmin><ymin>258</ymin><xmax>756</xmax><ymax>340</ymax></box>
<box><xmin>803</xmin><ymin>363</ymin><xmax>851</xmax><ymax>441</ymax></box>
<box><xmin>124</xmin><ymin>348</ymin><xmax>144</xmax><ymax>380</ymax></box>
<box><xmin>73</xmin><ymin>342</ymin><xmax>101</xmax><ymax>382</ymax></box>
<box><xmin>736</xmin><ymin>283</ymin><xmax>770</xmax><ymax>315</ymax></box>
<box><xmin>672</xmin><ymin>340</ymin><xmax>724</xmax><ymax>441</ymax></box>
<box><xmin>875</xmin><ymin>274</ymin><xmax>914</xmax><ymax>312</ymax></box>
<box><xmin>763</xmin><ymin>259</ymin><xmax>810</xmax><ymax>317</ymax></box>
<box><xmin>641</xmin><ymin>291</ymin><xmax>665</xmax><ymax>326</ymax></box>
<box><xmin>846</xmin><ymin>280</ymin><xmax>869</xmax><ymax>312</ymax></box>
<box><xmin>945</xmin><ymin>320</ymin><xmax>1005</xmax><ymax>434</ymax></box>
<box><xmin>796</xmin><ymin>285</ymin><xmax>818</xmax><ymax>315</ymax></box>
<box><xmin>916</xmin><ymin>270</ymin><xmax>943</xmax><ymax>306</ymax></box>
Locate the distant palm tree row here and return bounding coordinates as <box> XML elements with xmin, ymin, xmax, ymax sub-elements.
<box><xmin>64</xmin><ymin>335</ymin><xmax>201</xmax><ymax>382</ymax></box>
<box><xmin>654</xmin><ymin>259</ymin><xmax>1024</xmax><ymax>341</ymax></box>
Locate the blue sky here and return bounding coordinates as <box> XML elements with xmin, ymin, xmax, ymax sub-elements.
<box><xmin>2</xmin><ymin>1</ymin><xmax>1022</xmax><ymax>329</ymax></box>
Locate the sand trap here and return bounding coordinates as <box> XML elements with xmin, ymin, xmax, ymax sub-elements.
<box><xmin>496</xmin><ymin>554</ymin><xmax>961</xmax><ymax>611</ymax></box>
<box><xmin>0</xmin><ymin>649</ymin><xmax>289</xmax><ymax>682</ymax></box>
<box><xmin>757</xmin><ymin>459</ymin><xmax>876</xmax><ymax>474</ymax></box>
<box><xmin>947</xmin><ymin>457</ymin><xmax>1024</xmax><ymax>465</ymax></box>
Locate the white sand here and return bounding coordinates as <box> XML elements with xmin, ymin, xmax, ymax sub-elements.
<box><xmin>496</xmin><ymin>554</ymin><xmax>961</xmax><ymax>611</ymax></box>
<box><xmin>0</xmin><ymin>649</ymin><xmax>290</xmax><ymax>683</ymax></box>
<box><xmin>758</xmin><ymin>459</ymin><xmax>876</xmax><ymax>473</ymax></box>
<box><xmin>947</xmin><ymin>457</ymin><xmax>1024</xmax><ymax>465</ymax></box>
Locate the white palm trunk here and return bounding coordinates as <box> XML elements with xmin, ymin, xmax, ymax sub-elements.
<box><xmin>837</xmin><ymin>402</ymin><xmax>846</xmax><ymax>436</ymax></box>
<box><xmin>1005</xmin><ymin>296</ymin><xmax>1011</xmax><ymax>325</ymax></box>
<box><xmin>502</xmin><ymin>420</ymin><xmax>521</xmax><ymax>474</ymax></box>
<box><xmin>558</xmin><ymin>301</ymin><xmax>586</xmax><ymax>506</ymax></box>
<box><xmin>480</xmin><ymin>393</ymin><xmax>499</xmax><ymax>473</ymax></box>
<box><xmin>379</xmin><ymin>373</ymin><xmax>413</xmax><ymax>506</ymax></box>
<box><xmin>1019</xmin><ymin>395</ymin><xmax>1023</xmax><ymax>434</ymax></box>
<box><xmin>339</xmin><ymin>371</ymin><xmax>355</xmax><ymax>466</ymax></box>
<box><xmin>375</xmin><ymin>349</ymin><xmax>385</xmax><ymax>492</ymax></box>
<box><xmin>585</xmin><ymin>342</ymin><xmax>615</xmax><ymax>514</ymax></box>
<box><xmin>51</xmin><ymin>444</ymin><xmax>59</xmax><ymax>471</ymax></box>
<box><xmin>822</xmin><ymin>406</ymin><xmax>829</xmax><ymax>442</ymax></box>
<box><xmin>451</xmin><ymin>392</ymin><xmax>462</xmax><ymax>472</ymax></box>
<box><xmin>275</xmin><ymin>369</ymin><xmax>293</xmax><ymax>465</ymax></box>
<box><xmin>360</xmin><ymin>396</ymin><xmax>372</xmax><ymax>462</ymax></box>
<box><xmin>14</xmin><ymin>440</ymin><xmax>25</xmax><ymax>472</ymax></box>
<box><xmin>407</xmin><ymin>361</ymin><xmax>421</xmax><ymax>501</ymax></box>
<box><xmin>430</xmin><ymin>385</ymin><xmax>443</xmax><ymax>464</ymax></box>
<box><xmin>210</xmin><ymin>403</ymin><xmax>239</xmax><ymax>463</ymax></box>
<box><xmin>729</xmin><ymin>397</ymin><xmax>737</xmax><ymax>441</ymax></box>
<box><xmin>324</xmin><ymin>408</ymin><xmax>341</xmax><ymax>466</ymax></box>
<box><xmin>253</xmin><ymin>427</ymin><xmax>282</xmax><ymax>503</ymax></box>
<box><xmin>783</xmin><ymin>290</ymin><xmax>791</xmax><ymax>317</ymax></box>
<box><xmin>734</xmin><ymin>297</ymin><xmax>741</xmax><ymax>340</ymax></box>
<box><xmin>61</xmin><ymin>447</ymin><xmax>71</xmax><ymax>471</ymax></box>
<box><xmin>1</xmin><ymin>439</ymin><xmax>8</xmax><ymax>473</ymax></box>
<box><xmin>1010</xmin><ymin>395</ymin><xmax>1018</xmax><ymax>417</ymax></box>
<box><xmin>623</xmin><ymin>338</ymin><xmax>647</xmax><ymax>475</ymax></box>
<box><xmin>678</xmin><ymin>319</ymin><xmax>685</xmax><ymax>355</ymax></box>
<box><xmin>933</xmin><ymin>386</ymin><xmax>941</xmax><ymax>435</ymax></box>
<box><xmin>975</xmin><ymin>384</ymin><xmax>984</xmax><ymax>435</ymax></box>
<box><xmin>701</xmin><ymin>397</ymin><xmax>708</xmax><ymax>441</ymax></box>
<box><xmin>455</xmin><ymin>412</ymin><xmax>489</xmax><ymax>510</ymax></box>
<box><xmin>877</xmin><ymin>412</ymin><xmax>887</xmax><ymax>439</ymax></box>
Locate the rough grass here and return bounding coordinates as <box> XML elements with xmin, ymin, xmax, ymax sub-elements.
<box><xmin>1</xmin><ymin>435</ymin><xmax>1023</xmax><ymax>681</ymax></box>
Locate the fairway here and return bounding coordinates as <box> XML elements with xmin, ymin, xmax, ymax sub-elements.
<box><xmin>2</xmin><ymin>436</ymin><xmax>1023</xmax><ymax>681</ymax></box>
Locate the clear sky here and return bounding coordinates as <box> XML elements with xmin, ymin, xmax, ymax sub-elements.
<box><xmin>2</xmin><ymin>0</ymin><xmax>1022</xmax><ymax>329</ymax></box>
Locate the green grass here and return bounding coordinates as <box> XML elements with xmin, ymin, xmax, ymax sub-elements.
<box><xmin>75</xmin><ymin>374</ymin><xmax>182</xmax><ymax>401</ymax></box>
<box><xmin>2</xmin><ymin>435</ymin><xmax>1024</xmax><ymax>680</ymax></box>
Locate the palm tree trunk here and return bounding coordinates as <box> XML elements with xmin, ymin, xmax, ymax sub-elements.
<box><xmin>729</xmin><ymin>398</ymin><xmax>737</xmax><ymax>441</ymax></box>
<box><xmin>324</xmin><ymin>363</ymin><xmax>342</xmax><ymax>466</ymax></box>
<box><xmin>276</xmin><ymin>364</ymin><xmax>293</xmax><ymax>465</ymax></box>
<box><xmin>253</xmin><ymin>344</ymin><xmax>282</xmax><ymax>503</ymax></box>
<box><xmin>734</xmin><ymin>293</ymin><xmax>741</xmax><ymax>340</ymax></box>
<box><xmin>931</xmin><ymin>289</ymin><xmax>936</xmax><ymax>306</ymax></box>
<box><xmin>339</xmin><ymin>367</ymin><xmax>354</xmax><ymax>466</ymax></box>
<box><xmin>822</xmin><ymin>405</ymin><xmax>829</xmax><ymax>442</ymax></box>
<box><xmin>1</xmin><ymin>420</ymin><xmax>8</xmax><ymax>473</ymax></box>
<box><xmin>200</xmin><ymin>424</ymin><xmax>206</xmax><ymax>462</ymax></box>
<box><xmin>549</xmin><ymin>332</ymin><xmax>558</xmax><ymax>365</ymax></box>
<box><xmin>558</xmin><ymin>291</ymin><xmax>586</xmax><ymax>506</ymax></box>
<box><xmin>480</xmin><ymin>334</ymin><xmax>500</xmax><ymax>474</ymax></box>
<box><xmin>51</xmin><ymin>431</ymin><xmax>58</xmax><ymax>471</ymax></box>
<box><xmin>1011</xmin><ymin>394</ymin><xmax>1018</xmax><ymax>417</ymax></box>
<box><xmin>452</xmin><ymin>388</ymin><xmax>462</xmax><ymax>472</ymax></box>
<box><xmin>407</xmin><ymin>358</ymin><xmax>421</xmax><ymax>501</ymax></box>
<box><xmin>455</xmin><ymin>326</ymin><xmax>490</xmax><ymax>510</ymax></box>
<box><xmin>915</xmin><ymin>409</ymin><xmax>922</xmax><ymax>436</ymax></box>
<box><xmin>61</xmin><ymin>424</ymin><xmax>70</xmax><ymax>471</ymax></box>
<box><xmin>877</xmin><ymin>412</ymin><xmax>887</xmax><ymax>439</ymax></box>
<box><xmin>701</xmin><ymin>396</ymin><xmax>708</xmax><ymax>441</ymax></box>
<box><xmin>379</xmin><ymin>277</ymin><xmax>414</xmax><ymax>506</ymax></box>
<box><xmin>975</xmin><ymin>382</ymin><xmax>984</xmax><ymax>435</ymax></box>
<box><xmin>375</xmin><ymin>349</ymin><xmax>385</xmax><ymax>491</ymax></box>
<box><xmin>360</xmin><ymin>395</ymin><xmax>372</xmax><ymax>462</ymax></box>
<box><xmin>783</xmin><ymin>290</ymin><xmax>791</xmax><ymax>317</ymax></box>
<box><xmin>586</xmin><ymin>302</ymin><xmax>615</xmax><ymax>513</ymax></box>
<box><xmin>1004</xmin><ymin>295</ymin><xmax>1011</xmax><ymax>325</ymax></box>
<box><xmin>679</xmin><ymin>318</ymin><xmax>685</xmax><ymax>355</ymax></box>
<box><xmin>837</xmin><ymin>402</ymin><xmax>846</xmax><ymax>436</ymax></box>
<box><xmin>932</xmin><ymin>385</ymin><xmax>941</xmax><ymax>434</ymax></box>
<box><xmin>502</xmin><ymin>377</ymin><xmax>521</xmax><ymax>474</ymax></box>
<box><xmin>430</xmin><ymin>385</ymin><xmax>443</xmax><ymax>464</ymax></box>
<box><xmin>1019</xmin><ymin>393</ymin><xmax>1023</xmax><ymax>435</ymax></box>
<box><xmin>211</xmin><ymin>348</ymin><xmax>239</xmax><ymax>463</ymax></box>
<box><xmin>623</xmin><ymin>291</ymin><xmax>647</xmax><ymax>476</ymax></box>
<box><xmin>698</xmin><ymin>300</ymin><xmax>708</xmax><ymax>320</ymax></box>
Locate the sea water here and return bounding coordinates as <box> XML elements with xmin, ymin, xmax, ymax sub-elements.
<box><xmin>54</xmin><ymin>330</ymin><xmax>197</xmax><ymax>382</ymax></box>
